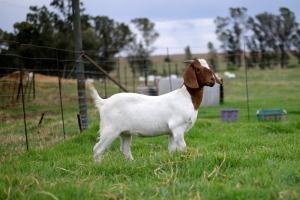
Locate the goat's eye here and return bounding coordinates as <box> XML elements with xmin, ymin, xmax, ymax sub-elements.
<box><xmin>195</xmin><ymin>68</ymin><xmax>200</xmax><ymax>73</ymax></box>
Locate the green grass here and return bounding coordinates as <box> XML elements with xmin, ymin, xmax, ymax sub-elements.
<box><xmin>1</xmin><ymin>67</ymin><xmax>300</xmax><ymax>199</ymax></box>
<box><xmin>1</xmin><ymin>121</ymin><xmax>299</xmax><ymax>199</ymax></box>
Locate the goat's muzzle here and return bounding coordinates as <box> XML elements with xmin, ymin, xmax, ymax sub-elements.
<box><xmin>211</xmin><ymin>70</ymin><xmax>222</xmax><ymax>85</ymax></box>
<box><xmin>206</xmin><ymin>79</ymin><xmax>215</xmax><ymax>87</ymax></box>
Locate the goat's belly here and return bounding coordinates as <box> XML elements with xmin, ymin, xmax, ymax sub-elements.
<box><xmin>124</xmin><ymin>121</ymin><xmax>170</xmax><ymax>137</ymax></box>
<box><xmin>133</xmin><ymin>131</ymin><xmax>169</xmax><ymax>137</ymax></box>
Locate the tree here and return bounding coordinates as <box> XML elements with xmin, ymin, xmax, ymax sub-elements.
<box><xmin>131</xmin><ymin>18</ymin><xmax>159</xmax><ymax>52</ymax></box>
<box><xmin>184</xmin><ymin>46</ymin><xmax>192</xmax><ymax>60</ymax></box>
<box><xmin>0</xmin><ymin>29</ymin><xmax>16</xmax><ymax>76</ymax></box>
<box><xmin>127</xmin><ymin>18</ymin><xmax>159</xmax><ymax>74</ymax></box>
<box><xmin>246</xmin><ymin>12</ymin><xmax>278</xmax><ymax>69</ymax></box>
<box><xmin>207</xmin><ymin>42</ymin><xmax>218</xmax><ymax>71</ymax></box>
<box><xmin>275</xmin><ymin>7</ymin><xmax>299</xmax><ymax>68</ymax></box>
<box><xmin>291</xmin><ymin>29</ymin><xmax>300</xmax><ymax>65</ymax></box>
<box><xmin>93</xmin><ymin>16</ymin><xmax>134</xmax><ymax>72</ymax></box>
<box><xmin>246</xmin><ymin>8</ymin><xmax>298</xmax><ymax>69</ymax></box>
<box><xmin>215</xmin><ymin>7</ymin><xmax>247</xmax><ymax>69</ymax></box>
<box><xmin>0</xmin><ymin>0</ymin><xmax>137</xmax><ymax>74</ymax></box>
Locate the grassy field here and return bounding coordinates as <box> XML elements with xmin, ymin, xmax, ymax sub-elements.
<box><xmin>0</xmin><ymin>67</ymin><xmax>300</xmax><ymax>199</ymax></box>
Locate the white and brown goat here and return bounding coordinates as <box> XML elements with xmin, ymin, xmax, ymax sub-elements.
<box><xmin>87</xmin><ymin>59</ymin><xmax>221</xmax><ymax>163</ymax></box>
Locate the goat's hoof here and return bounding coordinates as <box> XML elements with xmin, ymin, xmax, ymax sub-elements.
<box><xmin>129</xmin><ymin>157</ymin><xmax>134</xmax><ymax>161</ymax></box>
<box><xmin>94</xmin><ymin>155</ymin><xmax>101</xmax><ymax>163</ymax></box>
<box><xmin>124</xmin><ymin>156</ymin><xmax>134</xmax><ymax>161</ymax></box>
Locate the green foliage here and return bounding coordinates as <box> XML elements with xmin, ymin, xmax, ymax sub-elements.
<box><xmin>127</xmin><ymin>18</ymin><xmax>159</xmax><ymax>75</ymax></box>
<box><xmin>0</xmin><ymin>1</ymin><xmax>157</xmax><ymax>75</ymax></box>
<box><xmin>185</xmin><ymin>45</ymin><xmax>193</xmax><ymax>60</ymax></box>
<box><xmin>214</xmin><ymin>7</ymin><xmax>300</xmax><ymax>70</ymax></box>
<box><xmin>207</xmin><ymin>42</ymin><xmax>218</xmax><ymax>70</ymax></box>
<box><xmin>215</xmin><ymin>7</ymin><xmax>247</xmax><ymax>69</ymax></box>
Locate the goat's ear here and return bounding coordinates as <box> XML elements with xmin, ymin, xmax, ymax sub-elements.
<box><xmin>183</xmin><ymin>66</ymin><xmax>199</xmax><ymax>88</ymax></box>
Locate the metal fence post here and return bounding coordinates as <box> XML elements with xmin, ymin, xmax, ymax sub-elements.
<box><xmin>56</xmin><ymin>49</ymin><xmax>66</xmax><ymax>139</ymax></box>
<box><xmin>20</xmin><ymin>70</ymin><xmax>29</xmax><ymax>150</ymax></box>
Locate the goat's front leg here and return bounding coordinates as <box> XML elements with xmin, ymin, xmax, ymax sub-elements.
<box><xmin>172</xmin><ymin>127</ymin><xmax>187</xmax><ymax>151</ymax></box>
<box><xmin>120</xmin><ymin>133</ymin><xmax>134</xmax><ymax>160</ymax></box>
<box><xmin>168</xmin><ymin>135</ymin><xmax>177</xmax><ymax>154</ymax></box>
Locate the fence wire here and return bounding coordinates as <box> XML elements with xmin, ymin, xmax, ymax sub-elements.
<box><xmin>0</xmin><ymin>41</ymin><xmax>299</xmax><ymax>156</ymax></box>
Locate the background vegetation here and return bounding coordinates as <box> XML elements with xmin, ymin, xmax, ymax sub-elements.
<box><xmin>0</xmin><ymin>0</ymin><xmax>300</xmax><ymax>77</ymax></box>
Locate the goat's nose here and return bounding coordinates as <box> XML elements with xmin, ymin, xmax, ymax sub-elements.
<box><xmin>211</xmin><ymin>77</ymin><xmax>215</xmax><ymax>81</ymax></box>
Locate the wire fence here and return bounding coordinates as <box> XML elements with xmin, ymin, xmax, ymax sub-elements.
<box><xmin>0</xmin><ymin>41</ymin><xmax>299</xmax><ymax>157</ymax></box>
<box><xmin>0</xmin><ymin>41</ymin><xmax>188</xmax><ymax>155</ymax></box>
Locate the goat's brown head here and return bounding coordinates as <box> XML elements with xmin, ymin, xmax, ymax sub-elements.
<box><xmin>183</xmin><ymin>59</ymin><xmax>221</xmax><ymax>89</ymax></box>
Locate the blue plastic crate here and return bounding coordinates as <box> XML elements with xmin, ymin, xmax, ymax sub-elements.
<box><xmin>256</xmin><ymin>109</ymin><xmax>287</xmax><ymax>121</ymax></box>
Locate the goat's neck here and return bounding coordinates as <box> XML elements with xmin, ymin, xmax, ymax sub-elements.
<box><xmin>185</xmin><ymin>86</ymin><xmax>204</xmax><ymax>110</ymax></box>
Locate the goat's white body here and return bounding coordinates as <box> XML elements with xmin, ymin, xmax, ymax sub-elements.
<box><xmin>99</xmin><ymin>86</ymin><xmax>197</xmax><ymax>136</ymax></box>
<box><xmin>89</xmin><ymin>84</ymin><xmax>198</xmax><ymax>162</ymax></box>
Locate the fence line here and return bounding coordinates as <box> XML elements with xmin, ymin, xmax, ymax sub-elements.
<box><xmin>1</xmin><ymin>41</ymin><xmax>299</xmax><ymax>155</ymax></box>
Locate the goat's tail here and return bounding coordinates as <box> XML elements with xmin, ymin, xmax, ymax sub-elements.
<box><xmin>86</xmin><ymin>81</ymin><xmax>105</xmax><ymax>111</ymax></box>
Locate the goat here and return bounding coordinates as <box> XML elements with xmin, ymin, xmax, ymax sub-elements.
<box><xmin>87</xmin><ymin>59</ymin><xmax>221</xmax><ymax>163</ymax></box>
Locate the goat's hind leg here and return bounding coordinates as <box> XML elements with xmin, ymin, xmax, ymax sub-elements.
<box><xmin>120</xmin><ymin>133</ymin><xmax>134</xmax><ymax>160</ymax></box>
<box><xmin>93</xmin><ymin>129</ymin><xmax>120</xmax><ymax>163</ymax></box>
